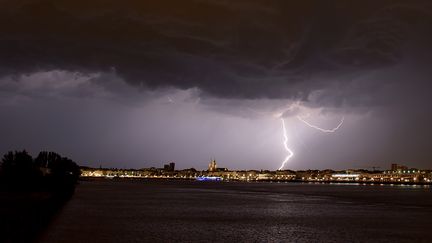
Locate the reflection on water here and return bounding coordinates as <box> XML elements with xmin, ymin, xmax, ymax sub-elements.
<box><xmin>41</xmin><ymin>180</ymin><xmax>432</xmax><ymax>242</ymax></box>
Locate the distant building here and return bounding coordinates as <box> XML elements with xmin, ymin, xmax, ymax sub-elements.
<box><xmin>208</xmin><ymin>159</ymin><xmax>229</xmax><ymax>173</ymax></box>
<box><xmin>391</xmin><ymin>163</ymin><xmax>408</xmax><ymax>171</ymax></box>
<box><xmin>164</xmin><ymin>162</ymin><xmax>175</xmax><ymax>172</ymax></box>
<box><xmin>208</xmin><ymin>159</ymin><xmax>217</xmax><ymax>172</ymax></box>
<box><xmin>331</xmin><ymin>173</ymin><xmax>361</xmax><ymax>181</ymax></box>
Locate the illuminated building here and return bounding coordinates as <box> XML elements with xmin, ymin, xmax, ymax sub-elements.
<box><xmin>331</xmin><ymin>173</ymin><xmax>361</xmax><ymax>181</ymax></box>
<box><xmin>78</xmin><ymin>162</ymin><xmax>432</xmax><ymax>184</ymax></box>
<box><xmin>208</xmin><ymin>159</ymin><xmax>217</xmax><ymax>172</ymax></box>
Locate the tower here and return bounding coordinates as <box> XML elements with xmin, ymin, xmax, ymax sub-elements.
<box><xmin>208</xmin><ymin>159</ymin><xmax>217</xmax><ymax>172</ymax></box>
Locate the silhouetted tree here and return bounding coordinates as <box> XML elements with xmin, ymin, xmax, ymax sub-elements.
<box><xmin>34</xmin><ymin>151</ymin><xmax>62</xmax><ymax>168</ymax></box>
<box><xmin>1</xmin><ymin>150</ymin><xmax>80</xmax><ymax>193</ymax></box>
<box><xmin>1</xmin><ymin>151</ymin><xmax>15</xmax><ymax>170</ymax></box>
<box><xmin>34</xmin><ymin>151</ymin><xmax>80</xmax><ymax>194</ymax></box>
<box><xmin>0</xmin><ymin>150</ymin><xmax>39</xmax><ymax>183</ymax></box>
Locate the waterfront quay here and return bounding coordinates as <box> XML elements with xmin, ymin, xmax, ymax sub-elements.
<box><xmin>80</xmin><ymin>161</ymin><xmax>432</xmax><ymax>185</ymax></box>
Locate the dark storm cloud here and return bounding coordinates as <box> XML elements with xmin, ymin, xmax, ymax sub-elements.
<box><xmin>1</xmin><ymin>0</ymin><xmax>431</xmax><ymax>104</ymax></box>
<box><xmin>1</xmin><ymin>0</ymin><xmax>432</xmax><ymax>169</ymax></box>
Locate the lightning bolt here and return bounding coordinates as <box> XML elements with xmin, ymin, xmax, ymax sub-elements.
<box><xmin>297</xmin><ymin>116</ymin><xmax>344</xmax><ymax>133</ymax></box>
<box><xmin>278</xmin><ymin>118</ymin><xmax>294</xmax><ymax>170</ymax></box>
<box><xmin>248</xmin><ymin>105</ymin><xmax>343</xmax><ymax>170</ymax></box>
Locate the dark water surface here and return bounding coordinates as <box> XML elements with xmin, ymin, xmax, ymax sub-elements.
<box><xmin>41</xmin><ymin>180</ymin><xmax>432</xmax><ymax>242</ymax></box>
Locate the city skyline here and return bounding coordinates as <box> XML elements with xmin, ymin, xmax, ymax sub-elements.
<box><xmin>79</xmin><ymin>159</ymin><xmax>432</xmax><ymax>185</ymax></box>
<box><xmin>1</xmin><ymin>1</ymin><xmax>432</xmax><ymax>170</ymax></box>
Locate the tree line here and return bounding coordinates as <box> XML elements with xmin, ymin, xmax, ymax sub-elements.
<box><xmin>0</xmin><ymin>150</ymin><xmax>80</xmax><ymax>195</ymax></box>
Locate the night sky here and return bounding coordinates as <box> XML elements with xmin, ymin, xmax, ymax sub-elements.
<box><xmin>1</xmin><ymin>0</ymin><xmax>432</xmax><ymax>170</ymax></box>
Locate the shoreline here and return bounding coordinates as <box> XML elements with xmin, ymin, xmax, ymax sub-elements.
<box><xmin>80</xmin><ymin>177</ymin><xmax>432</xmax><ymax>186</ymax></box>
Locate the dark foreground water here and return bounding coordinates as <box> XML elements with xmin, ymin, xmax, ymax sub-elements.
<box><xmin>40</xmin><ymin>179</ymin><xmax>432</xmax><ymax>242</ymax></box>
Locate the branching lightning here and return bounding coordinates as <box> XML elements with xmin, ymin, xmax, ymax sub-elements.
<box><xmin>278</xmin><ymin>118</ymin><xmax>294</xmax><ymax>170</ymax></box>
<box><xmin>247</xmin><ymin>104</ymin><xmax>344</xmax><ymax>170</ymax></box>
<box><xmin>297</xmin><ymin>116</ymin><xmax>344</xmax><ymax>133</ymax></box>
<box><xmin>278</xmin><ymin>115</ymin><xmax>344</xmax><ymax>170</ymax></box>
